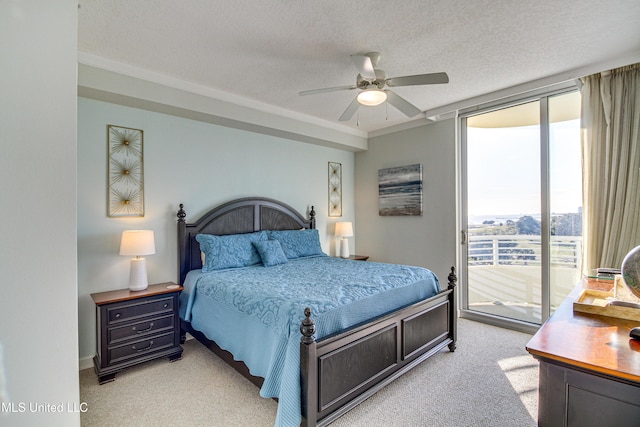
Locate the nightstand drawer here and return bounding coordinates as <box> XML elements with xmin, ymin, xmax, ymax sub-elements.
<box><xmin>108</xmin><ymin>314</ymin><xmax>175</xmax><ymax>344</ymax></box>
<box><xmin>107</xmin><ymin>332</ymin><xmax>175</xmax><ymax>365</ymax></box>
<box><xmin>107</xmin><ymin>296</ymin><xmax>174</xmax><ymax>324</ymax></box>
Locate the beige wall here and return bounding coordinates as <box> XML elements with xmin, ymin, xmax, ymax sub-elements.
<box><xmin>354</xmin><ymin>120</ymin><xmax>457</xmax><ymax>286</ymax></box>
<box><xmin>0</xmin><ymin>1</ymin><xmax>80</xmax><ymax>425</ymax></box>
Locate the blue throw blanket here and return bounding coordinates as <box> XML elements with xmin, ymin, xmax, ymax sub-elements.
<box><xmin>180</xmin><ymin>256</ymin><xmax>440</xmax><ymax>426</ymax></box>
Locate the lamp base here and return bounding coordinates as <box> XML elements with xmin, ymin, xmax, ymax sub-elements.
<box><xmin>128</xmin><ymin>257</ymin><xmax>149</xmax><ymax>291</ymax></box>
<box><xmin>340</xmin><ymin>238</ymin><xmax>350</xmax><ymax>259</ymax></box>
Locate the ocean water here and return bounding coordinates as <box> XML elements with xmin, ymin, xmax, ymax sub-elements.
<box><xmin>379</xmin><ymin>181</ymin><xmax>422</xmax><ymax>216</ymax></box>
<box><xmin>468</xmin><ymin>214</ymin><xmax>541</xmax><ymax>226</ymax></box>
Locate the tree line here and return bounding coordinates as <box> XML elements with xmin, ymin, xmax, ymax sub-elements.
<box><xmin>478</xmin><ymin>213</ymin><xmax>582</xmax><ymax>236</ymax></box>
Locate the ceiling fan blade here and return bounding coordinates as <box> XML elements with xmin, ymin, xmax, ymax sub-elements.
<box><xmin>386</xmin><ymin>72</ymin><xmax>449</xmax><ymax>87</ymax></box>
<box><xmin>299</xmin><ymin>85</ymin><xmax>356</xmax><ymax>96</ymax></box>
<box><xmin>385</xmin><ymin>90</ymin><xmax>422</xmax><ymax>117</ymax></box>
<box><xmin>339</xmin><ymin>97</ymin><xmax>359</xmax><ymax>121</ymax></box>
<box><xmin>350</xmin><ymin>54</ymin><xmax>376</xmax><ymax>81</ymax></box>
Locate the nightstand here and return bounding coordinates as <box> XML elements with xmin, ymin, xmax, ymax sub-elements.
<box><xmin>91</xmin><ymin>282</ymin><xmax>184</xmax><ymax>384</ymax></box>
<box><xmin>347</xmin><ymin>254</ymin><xmax>369</xmax><ymax>261</ymax></box>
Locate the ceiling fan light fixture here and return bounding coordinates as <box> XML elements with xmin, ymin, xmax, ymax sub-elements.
<box><xmin>357</xmin><ymin>89</ymin><xmax>387</xmax><ymax>106</ymax></box>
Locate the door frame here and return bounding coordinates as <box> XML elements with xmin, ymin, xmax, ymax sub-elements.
<box><xmin>457</xmin><ymin>81</ymin><xmax>579</xmax><ymax>334</ymax></box>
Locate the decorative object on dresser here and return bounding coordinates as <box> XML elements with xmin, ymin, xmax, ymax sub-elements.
<box><xmin>378</xmin><ymin>164</ymin><xmax>423</xmax><ymax>216</ymax></box>
<box><xmin>177</xmin><ymin>197</ymin><xmax>457</xmax><ymax>427</ymax></box>
<box><xmin>347</xmin><ymin>254</ymin><xmax>369</xmax><ymax>261</ymax></box>
<box><xmin>91</xmin><ymin>283</ymin><xmax>183</xmax><ymax>384</ymax></box>
<box><xmin>335</xmin><ymin>221</ymin><xmax>353</xmax><ymax>258</ymax></box>
<box><xmin>107</xmin><ymin>125</ymin><xmax>144</xmax><ymax>217</ymax></box>
<box><xmin>573</xmin><ymin>275</ymin><xmax>640</xmax><ymax>321</ymax></box>
<box><xmin>328</xmin><ymin>162</ymin><xmax>342</xmax><ymax>217</ymax></box>
<box><xmin>119</xmin><ymin>230</ymin><xmax>155</xmax><ymax>291</ymax></box>
<box><xmin>621</xmin><ymin>244</ymin><xmax>640</xmax><ymax>299</ymax></box>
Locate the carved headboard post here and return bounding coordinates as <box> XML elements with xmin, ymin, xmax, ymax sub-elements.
<box><xmin>177</xmin><ymin>203</ymin><xmax>187</xmax><ymax>285</ymax></box>
<box><xmin>309</xmin><ymin>206</ymin><xmax>316</xmax><ymax>229</ymax></box>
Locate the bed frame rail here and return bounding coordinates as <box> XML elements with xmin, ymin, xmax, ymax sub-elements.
<box><xmin>301</xmin><ymin>267</ymin><xmax>457</xmax><ymax>427</ymax></box>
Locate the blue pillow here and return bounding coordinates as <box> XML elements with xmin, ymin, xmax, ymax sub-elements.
<box><xmin>268</xmin><ymin>229</ymin><xmax>326</xmax><ymax>259</ymax></box>
<box><xmin>196</xmin><ymin>231</ymin><xmax>266</xmax><ymax>272</ymax></box>
<box><xmin>253</xmin><ymin>240</ymin><xmax>288</xmax><ymax>267</ymax></box>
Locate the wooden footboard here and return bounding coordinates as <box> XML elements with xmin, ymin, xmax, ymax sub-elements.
<box><xmin>300</xmin><ymin>267</ymin><xmax>457</xmax><ymax>427</ymax></box>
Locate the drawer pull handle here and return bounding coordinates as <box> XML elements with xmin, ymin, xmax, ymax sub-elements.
<box><xmin>163</xmin><ymin>303</ymin><xmax>169</xmax><ymax>309</ymax></box>
<box><xmin>114</xmin><ymin>313</ymin><xmax>121</xmax><ymax>319</ymax></box>
<box><xmin>132</xmin><ymin>322</ymin><xmax>154</xmax><ymax>333</ymax></box>
<box><xmin>132</xmin><ymin>341</ymin><xmax>153</xmax><ymax>352</ymax></box>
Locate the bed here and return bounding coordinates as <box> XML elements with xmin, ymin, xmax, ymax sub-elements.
<box><xmin>177</xmin><ymin>197</ymin><xmax>457</xmax><ymax>427</ymax></box>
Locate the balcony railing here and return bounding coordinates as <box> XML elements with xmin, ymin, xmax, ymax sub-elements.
<box><xmin>467</xmin><ymin>235</ymin><xmax>583</xmax><ymax>323</ymax></box>
<box><xmin>468</xmin><ymin>235</ymin><xmax>582</xmax><ymax>269</ymax></box>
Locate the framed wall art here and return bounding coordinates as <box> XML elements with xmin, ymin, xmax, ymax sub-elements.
<box><xmin>328</xmin><ymin>162</ymin><xmax>342</xmax><ymax>217</ymax></box>
<box><xmin>107</xmin><ymin>125</ymin><xmax>144</xmax><ymax>217</ymax></box>
<box><xmin>378</xmin><ymin>163</ymin><xmax>423</xmax><ymax>216</ymax></box>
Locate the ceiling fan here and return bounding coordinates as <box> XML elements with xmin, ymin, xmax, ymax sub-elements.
<box><xmin>299</xmin><ymin>52</ymin><xmax>449</xmax><ymax>121</ymax></box>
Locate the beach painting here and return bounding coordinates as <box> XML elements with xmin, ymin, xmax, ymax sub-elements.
<box><xmin>378</xmin><ymin>164</ymin><xmax>423</xmax><ymax>216</ymax></box>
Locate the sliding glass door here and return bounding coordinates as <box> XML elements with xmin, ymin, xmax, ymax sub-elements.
<box><xmin>460</xmin><ymin>89</ymin><xmax>582</xmax><ymax>330</ymax></box>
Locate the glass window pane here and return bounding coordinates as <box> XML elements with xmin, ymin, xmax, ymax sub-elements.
<box><xmin>549</xmin><ymin>91</ymin><xmax>583</xmax><ymax>314</ymax></box>
<box><xmin>467</xmin><ymin>101</ymin><xmax>542</xmax><ymax>324</ymax></box>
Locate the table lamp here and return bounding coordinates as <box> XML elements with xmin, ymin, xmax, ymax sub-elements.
<box><xmin>335</xmin><ymin>222</ymin><xmax>353</xmax><ymax>259</ymax></box>
<box><xmin>119</xmin><ymin>230</ymin><xmax>155</xmax><ymax>291</ymax></box>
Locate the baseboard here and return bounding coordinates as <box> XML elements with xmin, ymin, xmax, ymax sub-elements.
<box><xmin>79</xmin><ymin>355</ymin><xmax>94</xmax><ymax>371</ymax></box>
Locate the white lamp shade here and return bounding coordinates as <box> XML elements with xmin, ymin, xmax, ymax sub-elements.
<box><xmin>335</xmin><ymin>222</ymin><xmax>353</xmax><ymax>237</ymax></box>
<box><xmin>357</xmin><ymin>90</ymin><xmax>387</xmax><ymax>106</ymax></box>
<box><xmin>119</xmin><ymin>230</ymin><xmax>156</xmax><ymax>256</ymax></box>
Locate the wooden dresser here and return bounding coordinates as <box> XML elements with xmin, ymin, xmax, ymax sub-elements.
<box><xmin>91</xmin><ymin>282</ymin><xmax>183</xmax><ymax>384</ymax></box>
<box><xmin>526</xmin><ymin>279</ymin><xmax>640</xmax><ymax>426</ymax></box>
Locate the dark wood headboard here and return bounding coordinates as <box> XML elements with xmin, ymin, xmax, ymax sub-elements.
<box><xmin>177</xmin><ymin>197</ymin><xmax>316</xmax><ymax>284</ymax></box>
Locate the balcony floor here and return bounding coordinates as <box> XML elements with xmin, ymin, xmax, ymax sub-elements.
<box><xmin>467</xmin><ymin>265</ymin><xmax>580</xmax><ymax>325</ymax></box>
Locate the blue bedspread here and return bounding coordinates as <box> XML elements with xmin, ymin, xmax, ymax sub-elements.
<box><xmin>180</xmin><ymin>256</ymin><xmax>440</xmax><ymax>427</ymax></box>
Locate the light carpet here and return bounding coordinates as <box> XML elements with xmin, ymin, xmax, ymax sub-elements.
<box><xmin>79</xmin><ymin>318</ymin><xmax>538</xmax><ymax>426</ymax></box>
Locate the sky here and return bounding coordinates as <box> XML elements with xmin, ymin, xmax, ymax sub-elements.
<box><xmin>467</xmin><ymin>119</ymin><xmax>582</xmax><ymax>220</ymax></box>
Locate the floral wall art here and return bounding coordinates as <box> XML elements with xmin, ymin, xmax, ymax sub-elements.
<box><xmin>328</xmin><ymin>162</ymin><xmax>342</xmax><ymax>217</ymax></box>
<box><xmin>107</xmin><ymin>125</ymin><xmax>144</xmax><ymax>217</ymax></box>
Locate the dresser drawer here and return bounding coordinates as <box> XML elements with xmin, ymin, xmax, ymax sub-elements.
<box><xmin>107</xmin><ymin>296</ymin><xmax>174</xmax><ymax>324</ymax></box>
<box><xmin>108</xmin><ymin>314</ymin><xmax>175</xmax><ymax>345</ymax></box>
<box><xmin>107</xmin><ymin>332</ymin><xmax>175</xmax><ymax>365</ymax></box>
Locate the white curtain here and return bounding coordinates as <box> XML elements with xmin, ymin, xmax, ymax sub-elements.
<box><xmin>581</xmin><ymin>63</ymin><xmax>640</xmax><ymax>272</ymax></box>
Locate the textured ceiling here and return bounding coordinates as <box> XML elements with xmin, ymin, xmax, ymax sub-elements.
<box><xmin>78</xmin><ymin>0</ymin><xmax>640</xmax><ymax>134</ymax></box>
